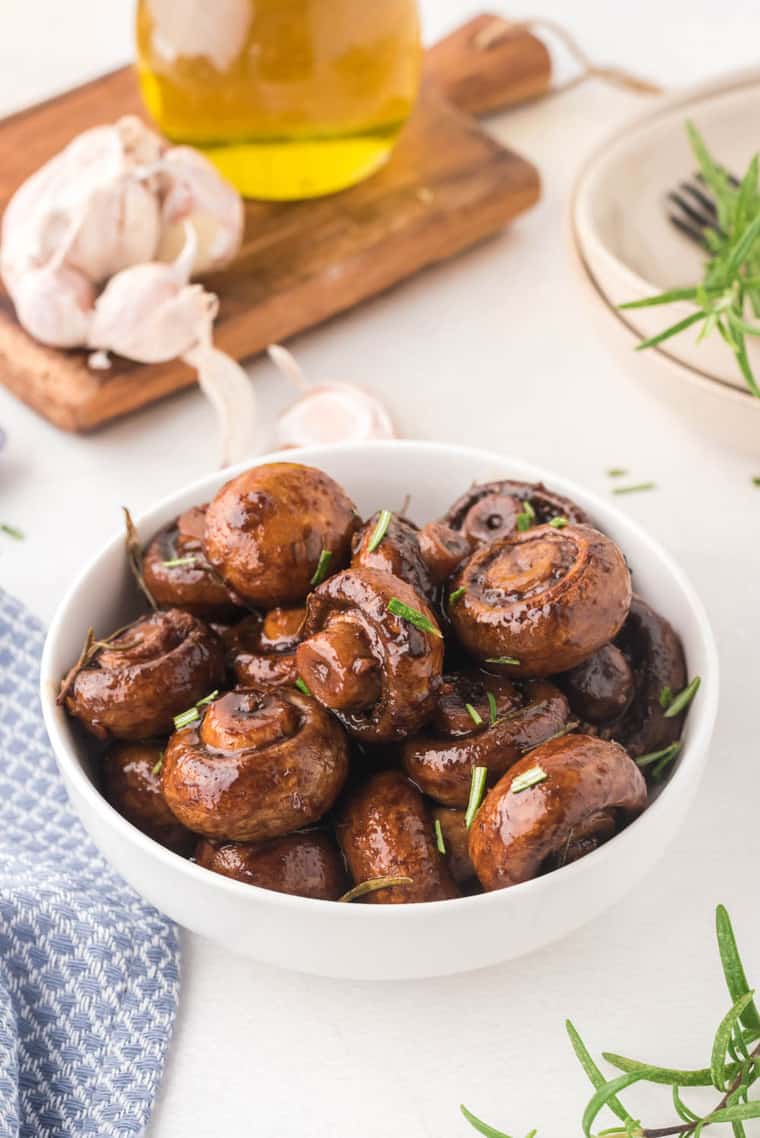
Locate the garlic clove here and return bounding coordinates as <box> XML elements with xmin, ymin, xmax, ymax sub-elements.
<box><xmin>10</xmin><ymin>261</ymin><xmax>94</xmax><ymax>348</ymax></box>
<box><xmin>184</xmin><ymin>341</ymin><xmax>257</xmax><ymax>468</ymax></box>
<box><xmin>66</xmin><ymin>177</ymin><xmax>161</xmax><ymax>284</ymax></box>
<box><xmin>156</xmin><ymin>146</ymin><xmax>244</xmax><ymax>274</ymax></box>
<box><xmin>88</xmin><ymin>261</ymin><xmax>216</xmax><ymax>363</ymax></box>
<box><xmin>277</xmin><ymin>382</ymin><xmax>396</xmax><ymax>447</ymax></box>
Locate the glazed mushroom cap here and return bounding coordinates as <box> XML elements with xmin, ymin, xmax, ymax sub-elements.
<box><xmin>601</xmin><ymin>595</ymin><xmax>688</xmax><ymax>759</ymax></box>
<box><xmin>142</xmin><ymin>505</ymin><xmax>241</xmax><ymax>621</ymax></box>
<box><xmin>336</xmin><ymin>770</ymin><xmax>459</xmax><ymax>903</ymax></box>
<box><xmin>203</xmin><ymin>462</ymin><xmax>359</xmax><ymax>607</ymax></box>
<box><xmin>431</xmin><ymin>806</ymin><xmax>476</xmax><ymax>886</ymax></box>
<box><xmin>63</xmin><ymin>609</ymin><xmax>225</xmax><ymax>741</ymax></box>
<box><xmin>402</xmin><ymin>675</ymin><xmax>570</xmax><ymax>806</ymax></box>
<box><xmin>468</xmin><ymin>734</ymin><xmax>648</xmax><ymax>890</ymax></box>
<box><xmin>195</xmin><ymin>831</ymin><xmax>348</xmax><ymax>900</ymax></box>
<box><xmin>295</xmin><ymin>567</ymin><xmax>444</xmax><ymax>743</ymax></box>
<box><xmin>351</xmin><ymin>511</ymin><xmax>434</xmax><ymax>601</ymax></box>
<box><xmin>449</xmin><ymin>524</ymin><xmax>632</xmax><ymax>676</ymax></box>
<box><xmin>222</xmin><ymin>606</ymin><xmax>304</xmax><ymax>688</ymax></box>
<box><xmin>162</xmin><ymin>687</ymin><xmax>349</xmax><ymax>842</ymax></box>
<box><xmin>103</xmin><ymin>740</ymin><xmax>194</xmax><ymax>855</ymax></box>
<box><xmin>560</xmin><ymin>643</ymin><xmax>635</xmax><ymax>725</ymax></box>
<box><xmin>443</xmin><ymin>479</ymin><xmax>589</xmax><ymax>545</ymax></box>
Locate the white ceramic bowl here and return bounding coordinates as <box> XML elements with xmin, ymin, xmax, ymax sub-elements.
<box><xmin>40</xmin><ymin>441</ymin><xmax>718</xmax><ymax>980</ymax></box>
<box><xmin>571</xmin><ymin>68</ymin><xmax>760</xmax><ymax>451</ymax></box>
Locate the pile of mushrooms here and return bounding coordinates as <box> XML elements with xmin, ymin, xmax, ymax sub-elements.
<box><xmin>60</xmin><ymin>463</ymin><xmax>695</xmax><ymax>903</ymax></box>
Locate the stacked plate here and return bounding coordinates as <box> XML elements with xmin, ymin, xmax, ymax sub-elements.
<box><xmin>571</xmin><ymin>69</ymin><xmax>760</xmax><ymax>452</ymax></box>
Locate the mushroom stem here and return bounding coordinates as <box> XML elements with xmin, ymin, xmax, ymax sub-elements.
<box><xmin>295</xmin><ymin>616</ymin><xmax>380</xmax><ymax>713</ymax></box>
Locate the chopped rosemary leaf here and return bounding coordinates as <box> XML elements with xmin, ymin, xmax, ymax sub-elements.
<box><xmin>449</xmin><ymin>586</ymin><xmax>466</xmax><ymax>606</ymax></box>
<box><xmin>487</xmin><ymin>691</ymin><xmax>498</xmax><ymax>726</ymax></box>
<box><xmin>338</xmin><ymin>875</ymin><xmax>413</xmax><ymax>903</ymax></box>
<box><xmin>152</xmin><ymin>752</ymin><xmax>165</xmax><ymax>776</ymax></box>
<box><xmin>196</xmin><ymin>689</ymin><xmax>219</xmax><ymax>708</ymax></box>
<box><xmin>310</xmin><ymin>548</ymin><xmax>333</xmax><ymax>587</ymax></box>
<box><xmin>295</xmin><ymin>677</ymin><xmax>312</xmax><ymax>696</ymax></box>
<box><xmin>173</xmin><ymin>706</ymin><xmax>200</xmax><ymax>731</ymax></box>
<box><xmin>511</xmin><ymin>765</ymin><xmax>548</xmax><ymax>794</ymax></box>
<box><xmin>663</xmin><ymin>675</ymin><xmax>701</xmax><ymax>718</ymax></box>
<box><xmin>612</xmin><ymin>481</ymin><xmax>657</xmax><ymax>495</ymax></box>
<box><xmin>659</xmin><ymin>685</ymin><xmax>674</xmax><ymax>710</ymax></box>
<box><xmin>607</xmin><ymin>467</ymin><xmax>628</xmax><ymax>478</ymax></box>
<box><xmin>387</xmin><ymin>597</ymin><xmax>442</xmax><ymax>638</ymax></box>
<box><xmin>548</xmin><ymin>516</ymin><xmax>569</xmax><ymax>529</ymax></box>
<box><xmin>464</xmin><ymin>766</ymin><xmax>488</xmax><ymax>829</ymax></box>
<box><xmin>161</xmin><ymin>556</ymin><xmax>197</xmax><ymax>568</ymax></box>
<box><xmin>465</xmin><ymin>702</ymin><xmax>483</xmax><ymax>727</ymax></box>
<box><xmin>1</xmin><ymin>523</ymin><xmax>24</xmax><ymax>540</ymax></box>
<box><xmin>367</xmin><ymin>508</ymin><xmax>392</xmax><ymax>553</ymax></box>
<box><xmin>515</xmin><ymin>499</ymin><xmax>536</xmax><ymax>532</ymax></box>
<box><xmin>434</xmin><ymin>818</ymin><xmax>447</xmax><ymax>855</ymax></box>
<box><xmin>753</xmin><ymin>476</ymin><xmax>760</xmax><ymax>486</ymax></box>
<box><xmin>636</xmin><ymin>741</ymin><xmax>682</xmax><ymax>777</ymax></box>
<box><xmin>485</xmin><ymin>656</ymin><xmax>521</xmax><ymax>666</ymax></box>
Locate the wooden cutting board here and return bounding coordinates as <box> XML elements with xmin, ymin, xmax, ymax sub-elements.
<box><xmin>0</xmin><ymin>15</ymin><xmax>549</xmax><ymax>432</ymax></box>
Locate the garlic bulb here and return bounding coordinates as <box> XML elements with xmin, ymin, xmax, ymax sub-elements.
<box><xmin>156</xmin><ymin>146</ymin><xmax>244</xmax><ymax>273</ymax></box>
<box><xmin>269</xmin><ymin>345</ymin><xmax>396</xmax><ymax>447</ymax></box>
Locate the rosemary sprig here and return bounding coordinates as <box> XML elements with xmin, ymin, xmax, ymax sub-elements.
<box><xmin>434</xmin><ymin>818</ymin><xmax>447</xmax><ymax>855</ymax></box>
<box><xmin>460</xmin><ymin>905</ymin><xmax>760</xmax><ymax>1138</ymax></box>
<box><xmin>663</xmin><ymin>676</ymin><xmax>701</xmax><ymax>718</ymax></box>
<box><xmin>464</xmin><ymin>766</ymin><xmax>488</xmax><ymax>829</ymax></box>
<box><xmin>338</xmin><ymin>876</ymin><xmax>413</xmax><ymax>903</ymax></box>
<box><xmin>367</xmin><ymin>509</ymin><xmax>392</xmax><ymax>553</ymax></box>
<box><xmin>162</xmin><ymin>555</ymin><xmax>198</xmax><ymax>568</ymax></box>
<box><xmin>465</xmin><ymin>702</ymin><xmax>484</xmax><ymax>728</ymax></box>
<box><xmin>487</xmin><ymin>691</ymin><xmax>498</xmax><ymax>726</ymax></box>
<box><xmin>387</xmin><ymin>597</ymin><xmax>443</xmax><ymax>638</ymax></box>
<box><xmin>173</xmin><ymin>689</ymin><xmax>219</xmax><ymax>731</ymax></box>
<box><xmin>612</xmin><ymin>483</ymin><xmax>657</xmax><ymax>496</ymax></box>
<box><xmin>56</xmin><ymin>623</ymin><xmax>143</xmax><ymax>704</ymax></box>
<box><xmin>1</xmin><ymin>522</ymin><xmax>24</xmax><ymax>540</ymax></box>
<box><xmin>620</xmin><ymin>122</ymin><xmax>760</xmax><ymax>398</ymax></box>
<box><xmin>310</xmin><ymin>548</ymin><xmax>332</xmax><ymax>587</ymax></box>
<box><xmin>123</xmin><ymin>506</ymin><xmax>157</xmax><ymax>610</ymax></box>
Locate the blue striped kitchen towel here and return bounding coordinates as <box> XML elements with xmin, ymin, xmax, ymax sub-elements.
<box><xmin>0</xmin><ymin>591</ymin><xmax>179</xmax><ymax>1138</ymax></box>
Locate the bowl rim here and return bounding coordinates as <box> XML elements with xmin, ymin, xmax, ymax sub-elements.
<box><xmin>570</xmin><ymin>65</ymin><xmax>760</xmax><ymax>407</ymax></box>
<box><xmin>40</xmin><ymin>439</ymin><xmax>719</xmax><ymax>921</ymax></box>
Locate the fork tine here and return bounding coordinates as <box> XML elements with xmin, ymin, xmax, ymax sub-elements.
<box><xmin>667</xmin><ymin>166</ymin><xmax>737</xmax><ymax>249</ymax></box>
<box><xmin>666</xmin><ymin>211</ymin><xmax>710</xmax><ymax>250</ymax></box>
<box><xmin>679</xmin><ymin>180</ymin><xmax>719</xmax><ymax>219</ymax></box>
<box><xmin>666</xmin><ymin>189</ymin><xmax>716</xmax><ymax>233</ymax></box>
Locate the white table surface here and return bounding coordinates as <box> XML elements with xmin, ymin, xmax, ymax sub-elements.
<box><xmin>2</xmin><ymin>2</ymin><xmax>760</xmax><ymax>1135</ymax></box>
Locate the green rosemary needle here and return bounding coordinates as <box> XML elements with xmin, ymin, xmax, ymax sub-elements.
<box><xmin>387</xmin><ymin>597</ymin><xmax>442</xmax><ymax>638</ymax></box>
<box><xmin>663</xmin><ymin>676</ymin><xmax>701</xmax><ymax>718</ymax></box>
<box><xmin>434</xmin><ymin>818</ymin><xmax>446</xmax><ymax>855</ymax></box>
<box><xmin>338</xmin><ymin>876</ymin><xmax>412</xmax><ymax>903</ymax></box>
<box><xmin>196</xmin><ymin>689</ymin><xmax>219</xmax><ymax>708</ymax></box>
<box><xmin>162</xmin><ymin>556</ymin><xmax>197</xmax><ymax>568</ymax></box>
<box><xmin>465</xmin><ymin>702</ymin><xmax>483</xmax><ymax>728</ymax></box>
<box><xmin>487</xmin><ymin>691</ymin><xmax>498</xmax><ymax>726</ymax></box>
<box><xmin>449</xmin><ymin>586</ymin><xmax>466</xmax><ymax>606</ymax></box>
<box><xmin>1</xmin><ymin>523</ymin><xmax>24</xmax><ymax>540</ymax></box>
<box><xmin>173</xmin><ymin>706</ymin><xmax>200</xmax><ymax>730</ymax></box>
<box><xmin>511</xmin><ymin>765</ymin><xmax>547</xmax><ymax>794</ymax></box>
<box><xmin>548</xmin><ymin>516</ymin><xmax>569</xmax><ymax>529</ymax></box>
<box><xmin>152</xmin><ymin>752</ymin><xmax>165</xmax><ymax>776</ymax></box>
<box><xmin>464</xmin><ymin>766</ymin><xmax>488</xmax><ymax>829</ymax></box>
<box><xmin>612</xmin><ymin>482</ymin><xmax>657</xmax><ymax>496</ymax></box>
<box><xmin>485</xmin><ymin>656</ymin><xmax>521</xmax><ymax>666</ymax></box>
<box><xmin>310</xmin><ymin>548</ymin><xmax>332</xmax><ymax>587</ymax></box>
<box><xmin>295</xmin><ymin>677</ymin><xmax>312</xmax><ymax>696</ymax></box>
<box><xmin>367</xmin><ymin>509</ymin><xmax>392</xmax><ymax>552</ymax></box>
<box><xmin>607</xmin><ymin>468</ymin><xmax>628</xmax><ymax>478</ymax></box>
<box><xmin>659</xmin><ymin>685</ymin><xmax>673</xmax><ymax>710</ymax></box>
<box><xmin>515</xmin><ymin>499</ymin><xmax>536</xmax><ymax>532</ymax></box>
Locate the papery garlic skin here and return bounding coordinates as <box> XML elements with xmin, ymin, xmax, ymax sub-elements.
<box><xmin>157</xmin><ymin>146</ymin><xmax>244</xmax><ymax>273</ymax></box>
<box><xmin>88</xmin><ymin>262</ymin><xmax>217</xmax><ymax>364</ymax></box>
<box><xmin>11</xmin><ymin>262</ymin><xmax>95</xmax><ymax>349</ymax></box>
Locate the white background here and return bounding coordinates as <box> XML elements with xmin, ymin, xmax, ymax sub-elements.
<box><xmin>2</xmin><ymin>2</ymin><xmax>760</xmax><ymax>1135</ymax></box>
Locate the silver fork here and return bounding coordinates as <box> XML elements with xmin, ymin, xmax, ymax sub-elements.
<box><xmin>666</xmin><ymin>172</ymin><xmax>738</xmax><ymax>248</ymax></box>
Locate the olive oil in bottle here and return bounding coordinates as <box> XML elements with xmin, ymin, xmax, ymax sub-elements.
<box><xmin>136</xmin><ymin>0</ymin><xmax>422</xmax><ymax>200</ymax></box>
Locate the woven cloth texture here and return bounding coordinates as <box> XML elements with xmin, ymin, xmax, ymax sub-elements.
<box><xmin>0</xmin><ymin>591</ymin><xmax>178</xmax><ymax>1138</ymax></box>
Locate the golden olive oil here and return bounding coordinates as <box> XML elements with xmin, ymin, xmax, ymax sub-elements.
<box><xmin>136</xmin><ymin>0</ymin><xmax>421</xmax><ymax>200</ymax></box>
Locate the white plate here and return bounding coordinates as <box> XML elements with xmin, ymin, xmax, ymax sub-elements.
<box><xmin>572</xmin><ymin>69</ymin><xmax>760</xmax><ymax>445</ymax></box>
<box><xmin>40</xmin><ymin>441</ymin><xmax>718</xmax><ymax>980</ymax></box>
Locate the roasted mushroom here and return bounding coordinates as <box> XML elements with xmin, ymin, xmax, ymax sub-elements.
<box><xmin>203</xmin><ymin>462</ymin><xmax>359</xmax><ymax>607</ymax></box>
<box><xmin>560</xmin><ymin>643</ymin><xmax>635</xmax><ymax>725</ymax></box>
<box><xmin>103</xmin><ymin>740</ymin><xmax>194</xmax><ymax>855</ymax></box>
<box><xmin>295</xmin><ymin>568</ymin><xmax>444</xmax><ymax>743</ymax></box>
<box><xmin>402</xmin><ymin>674</ymin><xmax>570</xmax><ymax>806</ymax></box>
<box><xmin>223</xmin><ymin>606</ymin><xmax>305</xmax><ymax>688</ymax></box>
<box><xmin>62</xmin><ymin>609</ymin><xmax>225</xmax><ymax>741</ymax></box>
<box><xmin>443</xmin><ymin>479</ymin><xmax>588</xmax><ymax>545</ymax></box>
<box><xmin>599</xmin><ymin>595</ymin><xmax>688</xmax><ymax>760</ymax></box>
<box><xmin>468</xmin><ymin>734</ymin><xmax>648</xmax><ymax>890</ymax></box>
<box><xmin>195</xmin><ymin>831</ymin><xmax>348</xmax><ymax>900</ymax></box>
<box><xmin>142</xmin><ymin>505</ymin><xmax>241</xmax><ymax>621</ymax></box>
<box><xmin>417</xmin><ymin>521</ymin><xmax>473</xmax><ymax>585</ymax></box>
<box><xmin>431</xmin><ymin>806</ymin><xmax>476</xmax><ymax>886</ymax></box>
<box><xmin>337</xmin><ymin>770</ymin><xmax>459</xmax><ymax>903</ymax></box>
<box><xmin>450</xmin><ymin>524</ymin><xmax>632</xmax><ymax>676</ymax></box>
<box><xmin>351</xmin><ymin>511</ymin><xmax>434</xmax><ymax>600</ymax></box>
<box><xmin>162</xmin><ymin>687</ymin><xmax>349</xmax><ymax>842</ymax></box>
